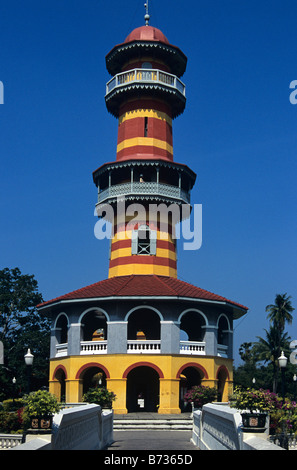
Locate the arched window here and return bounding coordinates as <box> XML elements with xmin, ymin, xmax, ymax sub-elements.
<box><xmin>55</xmin><ymin>314</ymin><xmax>69</xmax><ymax>344</ymax></box>
<box><xmin>131</xmin><ymin>225</ymin><xmax>157</xmax><ymax>255</ymax></box>
<box><xmin>217</xmin><ymin>315</ymin><xmax>230</xmax><ymax>346</ymax></box>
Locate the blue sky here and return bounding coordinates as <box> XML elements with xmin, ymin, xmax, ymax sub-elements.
<box><xmin>1</xmin><ymin>0</ymin><xmax>297</xmax><ymax>366</ymax></box>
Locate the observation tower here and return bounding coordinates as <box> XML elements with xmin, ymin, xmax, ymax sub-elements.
<box><xmin>38</xmin><ymin>8</ymin><xmax>247</xmax><ymax>414</ymax></box>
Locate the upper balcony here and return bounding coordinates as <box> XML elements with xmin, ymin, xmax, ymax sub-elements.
<box><xmin>105</xmin><ymin>68</ymin><xmax>186</xmax><ymax>118</ymax></box>
<box><xmin>97</xmin><ymin>181</ymin><xmax>191</xmax><ymax>206</ymax></box>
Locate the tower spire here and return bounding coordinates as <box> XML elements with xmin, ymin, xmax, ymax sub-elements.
<box><xmin>144</xmin><ymin>1</ymin><xmax>150</xmax><ymax>25</ymax></box>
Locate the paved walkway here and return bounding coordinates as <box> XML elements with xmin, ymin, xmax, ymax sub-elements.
<box><xmin>107</xmin><ymin>413</ymin><xmax>198</xmax><ymax>451</ymax></box>
<box><xmin>107</xmin><ymin>430</ymin><xmax>198</xmax><ymax>450</ymax></box>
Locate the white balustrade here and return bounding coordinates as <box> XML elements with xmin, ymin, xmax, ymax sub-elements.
<box><xmin>127</xmin><ymin>340</ymin><xmax>161</xmax><ymax>353</ymax></box>
<box><xmin>57</xmin><ymin>340</ymin><xmax>225</xmax><ymax>357</ymax></box>
<box><xmin>80</xmin><ymin>341</ymin><xmax>107</xmax><ymax>354</ymax></box>
<box><xmin>217</xmin><ymin>344</ymin><xmax>228</xmax><ymax>358</ymax></box>
<box><xmin>56</xmin><ymin>343</ymin><xmax>68</xmax><ymax>357</ymax></box>
<box><xmin>179</xmin><ymin>341</ymin><xmax>205</xmax><ymax>355</ymax></box>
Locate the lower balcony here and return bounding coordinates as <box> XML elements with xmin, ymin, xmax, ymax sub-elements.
<box><xmin>54</xmin><ymin>340</ymin><xmax>219</xmax><ymax>357</ymax></box>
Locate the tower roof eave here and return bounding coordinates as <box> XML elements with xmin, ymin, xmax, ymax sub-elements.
<box><xmin>92</xmin><ymin>159</ymin><xmax>197</xmax><ymax>186</ymax></box>
<box><xmin>106</xmin><ymin>40</ymin><xmax>187</xmax><ymax>77</ymax></box>
<box><xmin>37</xmin><ymin>275</ymin><xmax>248</xmax><ymax>320</ymax></box>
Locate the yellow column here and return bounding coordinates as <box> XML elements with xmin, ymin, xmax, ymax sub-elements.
<box><xmin>65</xmin><ymin>379</ymin><xmax>81</xmax><ymax>403</ymax></box>
<box><xmin>107</xmin><ymin>378</ymin><xmax>128</xmax><ymax>414</ymax></box>
<box><xmin>158</xmin><ymin>379</ymin><xmax>181</xmax><ymax>414</ymax></box>
<box><xmin>49</xmin><ymin>380</ymin><xmax>60</xmax><ymax>400</ymax></box>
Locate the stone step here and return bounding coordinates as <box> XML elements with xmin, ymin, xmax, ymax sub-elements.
<box><xmin>113</xmin><ymin>419</ymin><xmax>193</xmax><ymax>431</ymax></box>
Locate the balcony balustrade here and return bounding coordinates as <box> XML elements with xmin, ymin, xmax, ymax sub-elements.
<box><xmin>56</xmin><ymin>343</ymin><xmax>68</xmax><ymax>357</ymax></box>
<box><xmin>55</xmin><ymin>340</ymin><xmax>219</xmax><ymax>357</ymax></box>
<box><xmin>179</xmin><ymin>341</ymin><xmax>205</xmax><ymax>355</ymax></box>
<box><xmin>106</xmin><ymin>68</ymin><xmax>186</xmax><ymax>98</ymax></box>
<box><xmin>80</xmin><ymin>340</ymin><xmax>108</xmax><ymax>354</ymax></box>
<box><xmin>97</xmin><ymin>181</ymin><xmax>190</xmax><ymax>204</ymax></box>
<box><xmin>127</xmin><ymin>340</ymin><xmax>161</xmax><ymax>354</ymax></box>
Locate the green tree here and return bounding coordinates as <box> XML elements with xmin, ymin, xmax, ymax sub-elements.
<box><xmin>0</xmin><ymin>268</ymin><xmax>50</xmax><ymax>399</ymax></box>
<box><xmin>253</xmin><ymin>325</ymin><xmax>291</xmax><ymax>393</ymax></box>
<box><xmin>234</xmin><ymin>342</ymin><xmax>259</xmax><ymax>389</ymax></box>
<box><xmin>265</xmin><ymin>293</ymin><xmax>294</xmax><ymax>357</ymax></box>
<box><xmin>266</xmin><ymin>293</ymin><xmax>294</xmax><ymax>330</ymax></box>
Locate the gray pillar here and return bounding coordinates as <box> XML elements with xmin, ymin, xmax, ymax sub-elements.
<box><xmin>202</xmin><ymin>325</ymin><xmax>217</xmax><ymax>356</ymax></box>
<box><xmin>67</xmin><ymin>323</ymin><xmax>82</xmax><ymax>356</ymax></box>
<box><xmin>50</xmin><ymin>328</ymin><xmax>59</xmax><ymax>358</ymax></box>
<box><xmin>107</xmin><ymin>322</ymin><xmax>127</xmax><ymax>354</ymax></box>
<box><xmin>160</xmin><ymin>321</ymin><xmax>180</xmax><ymax>354</ymax></box>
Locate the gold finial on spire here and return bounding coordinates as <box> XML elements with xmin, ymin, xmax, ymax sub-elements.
<box><xmin>144</xmin><ymin>1</ymin><xmax>150</xmax><ymax>25</ymax></box>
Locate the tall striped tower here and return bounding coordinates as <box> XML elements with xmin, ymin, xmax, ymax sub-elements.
<box><xmin>93</xmin><ymin>22</ymin><xmax>196</xmax><ymax>278</ymax></box>
<box><xmin>40</xmin><ymin>8</ymin><xmax>248</xmax><ymax>415</ymax></box>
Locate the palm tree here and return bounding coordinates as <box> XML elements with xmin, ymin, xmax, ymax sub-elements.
<box><xmin>266</xmin><ymin>293</ymin><xmax>294</xmax><ymax>333</ymax></box>
<box><xmin>266</xmin><ymin>293</ymin><xmax>294</xmax><ymax>368</ymax></box>
<box><xmin>254</xmin><ymin>325</ymin><xmax>291</xmax><ymax>393</ymax></box>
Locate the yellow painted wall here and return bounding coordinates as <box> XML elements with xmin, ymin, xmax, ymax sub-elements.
<box><xmin>49</xmin><ymin>354</ymin><xmax>233</xmax><ymax>414</ymax></box>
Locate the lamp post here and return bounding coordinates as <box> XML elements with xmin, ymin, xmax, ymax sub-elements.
<box><xmin>278</xmin><ymin>351</ymin><xmax>288</xmax><ymax>402</ymax></box>
<box><xmin>24</xmin><ymin>348</ymin><xmax>34</xmax><ymax>394</ymax></box>
<box><xmin>12</xmin><ymin>376</ymin><xmax>16</xmax><ymax>403</ymax></box>
<box><xmin>278</xmin><ymin>351</ymin><xmax>288</xmax><ymax>450</ymax></box>
<box><xmin>293</xmin><ymin>374</ymin><xmax>297</xmax><ymax>402</ymax></box>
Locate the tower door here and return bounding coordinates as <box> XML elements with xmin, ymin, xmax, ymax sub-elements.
<box><xmin>126</xmin><ymin>366</ymin><xmax>159</xmax><ymax>413</ymax></box>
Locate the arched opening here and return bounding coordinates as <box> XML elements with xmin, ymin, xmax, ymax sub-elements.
<box><xmin>53</xmin><ymin>367</ymin><xmax>66</xmax><ymax>402</ymax></box>
<box><xmin>126</xmin><ymin>365</ymin><xmax>160</xmax><ymax>413</ymax></box>
<box><xmin>127</xmin><ymin>308</ymin><xmax>160</xmax><ymax>341</ymax></box>
<box><xmin>217</xmin><ymin>315</ymin><xmax>230</xmax><ymax>356</ymax></box>
<box><xmin>79</xmin><ymin>365</ymin><xmax>108</xmax><ymax>396</ymax></box>
<box><xmin>56</xmin><ymin>314</ymin><xmax>68</xmax><ymax>344</ymax></box>
<box><xmin>81</xmin><ymin>309</ymin><xmax>108</xmax><ymax>342</ymax></box>
<box><xmin>179</xmin><ymin>310</ymin><xmax>206</xmax><ymax>342</ymax></box>
<box><xmin>177</xmin><ymin>364</ymin><xmax>206</xmax><ymax>412</ymax></box>
<box><xmin>217</xmin><ymin>366</ymin><xmax>229</xmax><ymax>402</ymax></box>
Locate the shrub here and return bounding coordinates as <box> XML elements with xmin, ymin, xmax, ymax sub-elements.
<box><xmin>229</xmin><ymin>387</ymin><xmax>281</xmax><ymax>413</ymax></box>
<box><xmin>82</xmin><ymin>387</ymin><xmax>116</xmax><ymax>408</ymax></box>
<box><xmin>23</xmin><ymin>390</ymin><xmax>61</xmax><ymax>417</ymax></box>
<box><xmin>2</xmin><ymin>398</ymin><xmax>24</xmax><ymax>412</ymax></box>
<box><xmin>184</xmin><ymin>385</ymin><xmax>217</xmax><ymax>408</ymax></box>
<box><xmin>0</xmin><ymin>410</ymin><xmax>23</xmax><ymax>433</ymax></box>
<box><xmin>229</xmin><ymin>387</ymin><xmax>297</xmax><ymax>434</ymax></box>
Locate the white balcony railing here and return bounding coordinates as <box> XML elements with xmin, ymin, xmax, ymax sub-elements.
<box><xmin>54</xmin><ymin>340</ymin><xmax>226</xmax><ymax>357</ymax></box>
<box><xmin>98</xmin><ymin>181</ymin><xmax>190</xmax><ymax>204</ymax></box>
<box><xmin>127</xmin><ymin>340</ymin><xmax>161</xmax><ymax>354</ymax></box>
<box><xmin>80</xmin><ymin>341</ymin><xmax>107</xmax><ymax>354</ymax></box>
<box><xmin>217</xmin><ymin>344</ymin><xmax>228</xmax><ymax>358</ymax></box>
<box><xmin>106</xmin><ymin>68</ymin><xmax>186</xmax><ymax>97</ymax></box>
<box><xmin>179</xmin><ymin>341</ymin><xmax>205</xmax><ymax>355</ymax></box>
<box><xmin>56</xmin><ymin>343</ymin><xmax>68</xmax><ymax>357</ymax></box>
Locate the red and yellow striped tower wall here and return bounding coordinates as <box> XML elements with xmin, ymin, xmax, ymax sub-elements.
<box><xmin>116</xmin><ymin>98</ymin><xmax>173</xmax><ymax>162</ymax></box>
<box><xmin>108</xmin><ymin>213</ymin><xmax>177</xmax><ymax>278</ymax></box>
